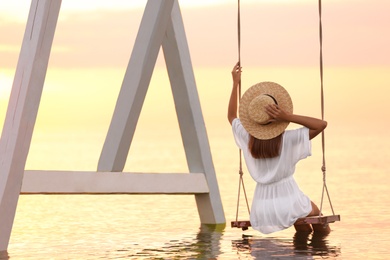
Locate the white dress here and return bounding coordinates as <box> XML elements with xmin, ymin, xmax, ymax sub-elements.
<box><xmin>232</xmin><ymin>118</ymin><xmax>313</xmax><ymax>234</ymax></box>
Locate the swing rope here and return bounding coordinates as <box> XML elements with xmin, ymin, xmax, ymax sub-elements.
<box><xmin>318</xmin><ymin>0</ymin><xmax>336</xmax><ymax>217</ymax></box>
<box><xmin>233</xmin><ymin>0</ymin><xmax>338</xmax><ymax>229</ymax></box>
<box><xmin>234</xmin><ymin>0</ymin><xmax>251</xmax><ymax>224</ymax></box>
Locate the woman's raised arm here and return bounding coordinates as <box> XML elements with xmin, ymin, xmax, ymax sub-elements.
<box><xmin>228</xmin><ymin>62</ymin><xmax>241</xmax><ymax>125</ymax></box>
<box><xmin>265</xmin><ymin>104</ymin><xmax>327</xmax><ymax>140</ymax></box>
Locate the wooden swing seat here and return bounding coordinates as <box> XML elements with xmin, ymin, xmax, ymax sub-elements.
<box><xmin>231</xmin><ymin>215</ymin><xmax>340</xmax><ymax>230</ymax></box>
<box><xmin>295</xmin><ymin>214</ymin><xmax>340</xmax><ymax>225</ymax></box>
<box><xmin>231</xmin><ymin>220</ymin><xmax>251</xmax><ymax>230</ymax></box>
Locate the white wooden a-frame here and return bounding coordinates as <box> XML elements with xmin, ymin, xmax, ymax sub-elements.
<box><xmin>0</xmin><ymin>0</ymin><xmax>225</xmax><ymax>251</ymax></box>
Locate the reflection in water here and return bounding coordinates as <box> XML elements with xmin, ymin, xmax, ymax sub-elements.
<box><xmin>293</xmin><ymin>232</ymin><xmax>341</xmax><ymax>258</ymax></box>
<box><xmin>233</xmin><ymin>232</ymin><xmax>341</xmax><ymax>259</ymax></box>
<box><xmin>119</xmin><ymin>224</ymin><xmax>225</xmax><ymax>259</ymax></box>
<box><xmin>0</xmin><ymin>251</ymin><xmax>9</xmax><ymax>260</ymax></box>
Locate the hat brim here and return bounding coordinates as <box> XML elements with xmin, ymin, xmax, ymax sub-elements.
<box><xmin>239</xmin><ymin>81</ymin><xmax>293</xmax><ymax>140</ymax></box>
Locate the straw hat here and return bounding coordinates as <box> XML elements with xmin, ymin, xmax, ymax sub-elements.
<box><xmin>239</xmin><ymin>81</ymin><xmax>293</xmax><ymax>140</ymax></box>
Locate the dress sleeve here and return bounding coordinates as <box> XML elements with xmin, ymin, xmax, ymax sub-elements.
<box><xmin>232</xmin><ymin>118</ymin><xmax>249</xmax><ymax>150</ymax></box>
<box><xmin>283</xmin><ymin>127</ymin><xmax>312</xmax><ymax>164</ymax></box>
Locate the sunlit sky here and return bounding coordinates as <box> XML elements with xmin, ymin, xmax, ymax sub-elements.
<box><xmin>0</xmin><ymin>0</ymin><xmax>389</xmax><ymax>69</ymax></box>
<box><xmin>0</xmin><ymin>0</ymin><xmax>389</xmax><ymax>134</ymax></box>
<box><xmin>0</xmin><ymin>0</ymin><xmax>389</xmax><ymax>174</ymax></box>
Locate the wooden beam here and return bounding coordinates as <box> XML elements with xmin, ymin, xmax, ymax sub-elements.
<box><xmin>98</xmin><ymin>0</ymin><xmax>175</xmax><ymax>172</ymax></box>
<box><xmin>21</xmin><ymin>170</ymin><xmax>209</xmax><ymax>194</ymax></box>
<box><xmin>161</xmin><ymin>0</ymin><xmax>225</xmax><ymax>225</ymax></box>
<box><xmin>0</xmin><ymin>0</ymin><xmax>62</xmax><ymax>251</ymax></box>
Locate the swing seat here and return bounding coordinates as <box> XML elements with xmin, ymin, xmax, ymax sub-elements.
<box><xmin>295</xmin><ymin>214</ymin><xmax>340</xmax><ymax>225</ymax></box>
<box><xmin>231</xmin><ymin>215</ymin><xmax>340</xmax><ymax>230</ymax></box>
<box><xmin>231</xmin><ymin>220</ymin><xmax>251</xmax><ymax>230</ymax></box>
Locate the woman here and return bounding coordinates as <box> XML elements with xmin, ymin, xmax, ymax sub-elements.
<box><xmin>228</xmin><ymin>62</ymin><xmax>330</xmax><ymax>234</ymax></box>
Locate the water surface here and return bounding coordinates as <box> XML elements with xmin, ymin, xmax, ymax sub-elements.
<box><xmin>2</xmin><ymin>67</ymin><xmax>390</xmax><ymax>259</ymax></box>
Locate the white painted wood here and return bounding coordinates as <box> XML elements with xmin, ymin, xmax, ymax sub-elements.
<box><xmin>162</xmin><ymin>1</ymin><xmax>225</xmax><ymax>224</ymax></box>
<box><xmin>0</xmin><ymin>0</ymin><xmax>62</xmax><ymax>251</ymax></box>
<box><xmin>21</xmin><ymin>171</ymin><xmax>209</xmax><ymax>194</ymax></box>
<box><xmin>0</xmin><ymin>0</ymin><xmax>225</xmax><ymax>251</ymax></box>
<box><xmin>98</xmin><ymin>0</ymin><xmax>175</xmax><ymax>172</ymax></box>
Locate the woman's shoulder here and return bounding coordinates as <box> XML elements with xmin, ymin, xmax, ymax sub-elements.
<box><xmin>284</xmin><ymin>127</ymin><xmax>309</xmax><ymax>137</ymax></box>
<box><xmin>282</xmin><ymin>127</ymin><xmax>312</xmax><ymax>160</ymax></box>
<box><xmin>232</xmin><ymin>118</ymin><xmax>249</xmax><ymax>143</ymax></box>
<box><xmin>283</xmin><ymin>127</ymin><xmax>310</xmax><ymax>145</ymax></box>
<box><xmin>232</xmin><ymin>118</ymin><xmax>244</xmax><ymax>131</ymax></box>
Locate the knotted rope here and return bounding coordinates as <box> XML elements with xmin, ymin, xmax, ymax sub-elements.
<box><xmin>318</xmin><ymin>0</ymin><xmax>336</xmax><ymax>216</ymax></box>
<box><xmin>235</xmin><ymin>0</ymin><xmax>251</xmax><ymax>223</ymax></box>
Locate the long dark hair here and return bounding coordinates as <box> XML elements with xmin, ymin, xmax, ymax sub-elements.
<box><xmin>248</xmin><ymin>134</ymin><xmax>283</xmax><ymax>159</ymax></box>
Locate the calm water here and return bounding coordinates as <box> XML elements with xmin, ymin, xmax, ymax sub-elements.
<box><xmin>1</xmin><ymin>66</ymin><xmax>390</xmax><ymax>259</ymax></box>
<box><xmin>2</xmin><ymin>128</ymin><xmax>390</xmax><ymax>259</ymax></box>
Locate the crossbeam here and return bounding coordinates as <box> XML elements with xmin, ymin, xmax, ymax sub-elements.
<box><xmin>21</xmin><ymin>170</ymin><xmax>209</xmax><ymax>194</ymax></box>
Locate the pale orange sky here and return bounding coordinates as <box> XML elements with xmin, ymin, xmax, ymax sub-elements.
<box><xmin>1</xmin><ymin>0</ymin><xmax>390</xmax><ymax>135</ymax></box>
<box><xmin>0</xmin><ymin>0</ymin><xmax>389</xmax><ymax>172</ymax></box>
<box><xmin>0</xmin><ymin>0</ymin><xmax>389</xmax><ymax>69</ymax></box>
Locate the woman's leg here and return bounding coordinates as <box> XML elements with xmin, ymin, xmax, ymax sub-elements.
<box><xmin>309</xmin><ymin>201</ymin><xmax>331</xmax><ymax>233</ymax></box>
<box><xmin>294</xmin><ymin>223</ymin><xmax>312</xmax><ymax>232</ymax></box>
<box><xmin>307</xmin><ymin>201</ymin><xmax>320</xmax><ymax>216</ymax></box>
<box><xmin>294</xmin><ymin>201</ymin><xmax>315</xmax><ymax>232</ymax></box>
